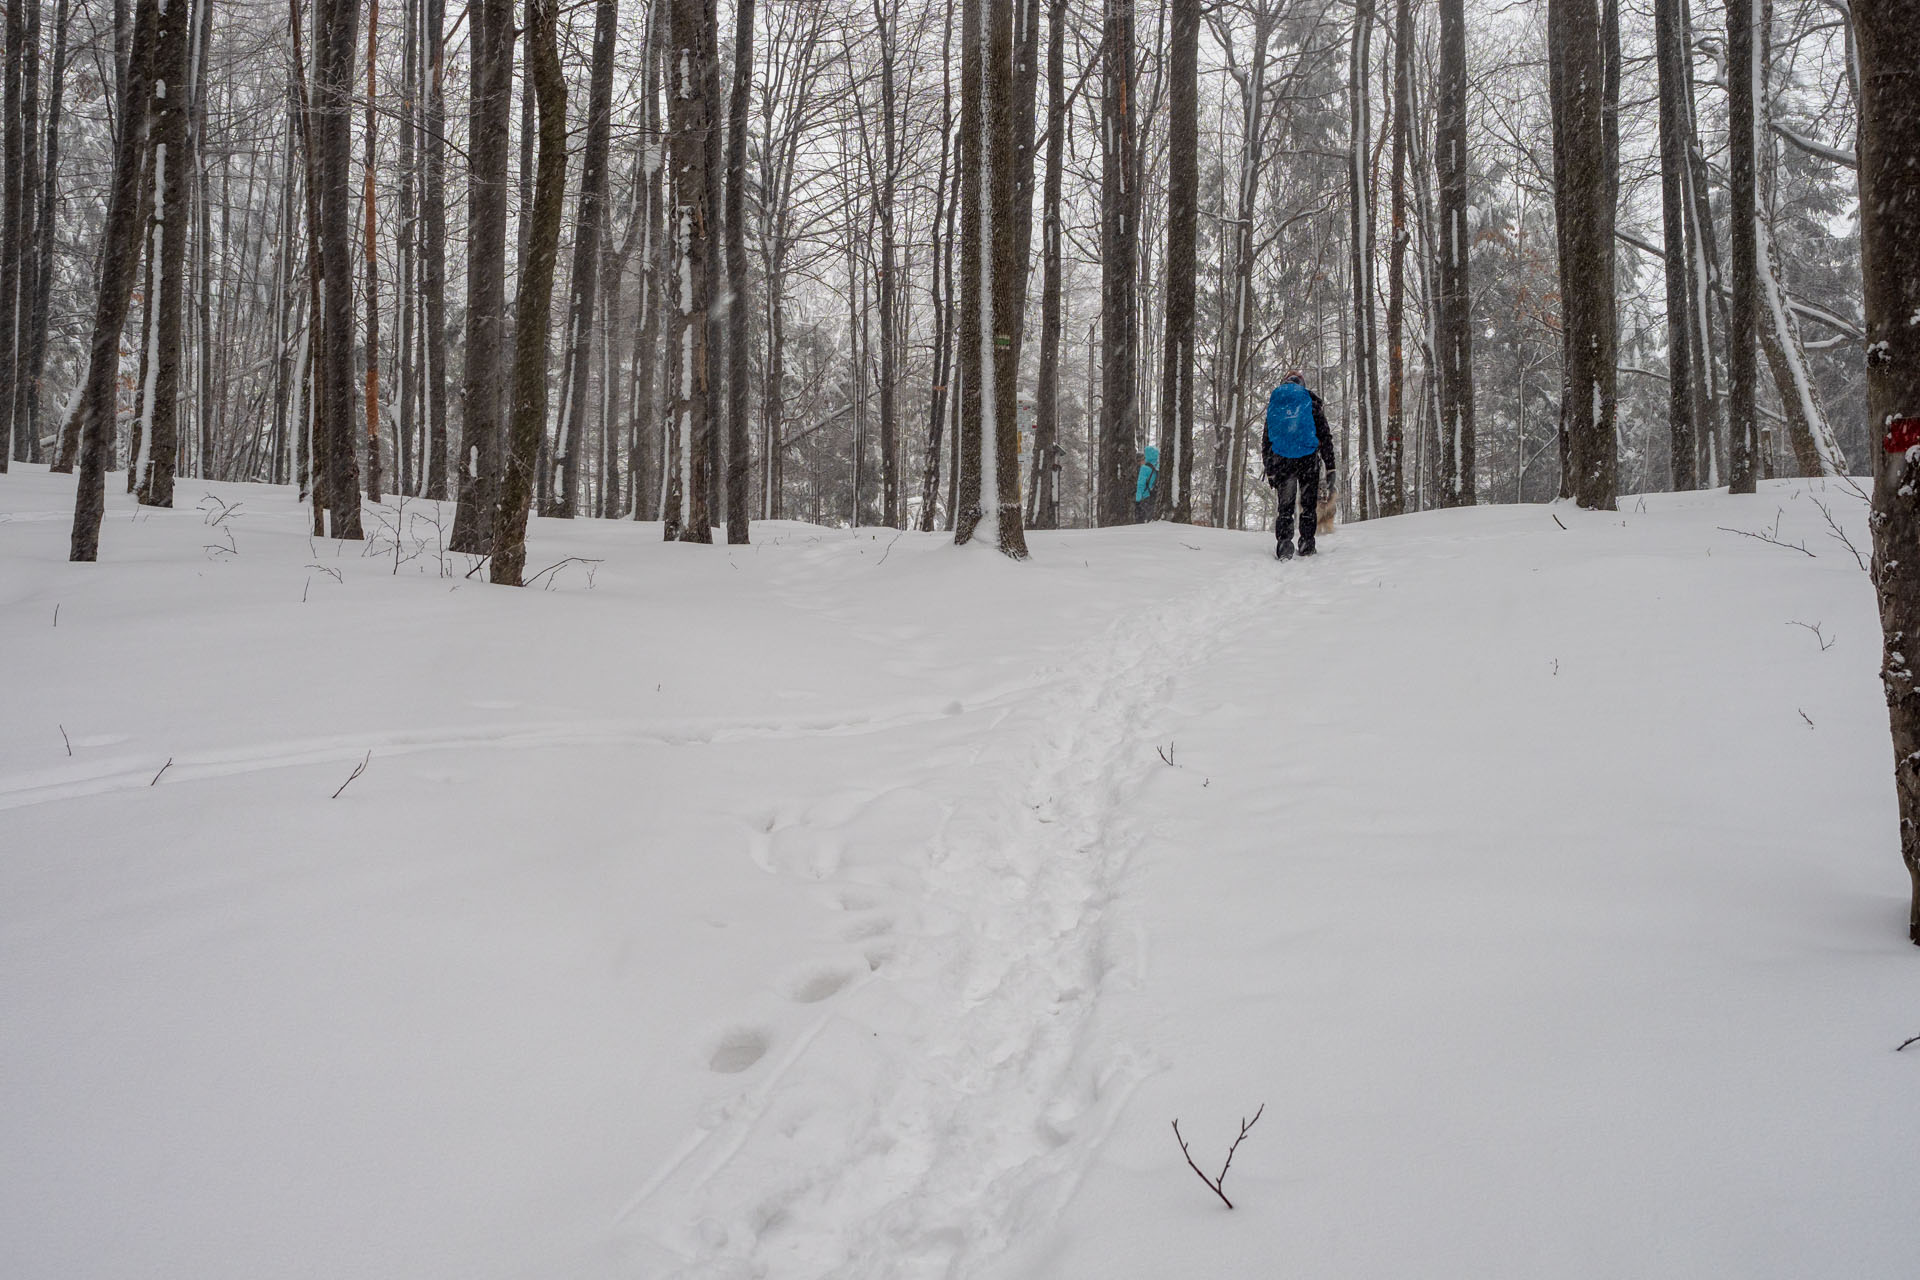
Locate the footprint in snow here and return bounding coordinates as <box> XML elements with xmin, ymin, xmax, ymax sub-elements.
<box><xmin>839</xmin><ymin>914</ymin><xmax>893</xmax><ymax>942</ymax></box>
<box><xmin>706</xmin><ymin>1026</ymin><xmax>772</xmax><ymax>1074</ymax></box>
<box><xmin>779</xmin><ymin>963</ymin><xmax>859</xmax><ymax>1004</ymax></box>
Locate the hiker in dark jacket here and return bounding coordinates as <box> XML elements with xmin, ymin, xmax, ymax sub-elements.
<box><xmin>1259</xmin><ymin>372</ymin><xmax>1336</xmax><ymax>559</ymax></box>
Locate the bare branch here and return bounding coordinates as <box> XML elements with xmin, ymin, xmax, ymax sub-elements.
<box><xmin>1171</xmin><ymin>1103</ymin><xmax>1264</xmax><ymax>1210</ymax></box>
<box><xmin>331</xmin><ymin>750</ymin><xmax>372</xmax><ymax>800</ymax></box>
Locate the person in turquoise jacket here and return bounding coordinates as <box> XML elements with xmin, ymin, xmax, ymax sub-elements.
<box><xmin>1134</xmin><ymin>445</ymin><xmax>1160</xmax><ymax>523</ymax></box>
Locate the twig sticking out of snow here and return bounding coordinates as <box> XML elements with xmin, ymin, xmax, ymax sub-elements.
<box><xmin>1551</xmin><ymin>513</ymin><xmax>1568</xmax><ymax>531</ymax></box>
<box><xmin>332</xmin><ymin>751</ymin><xmax>372</xmax><ymax>800</ymax></box>
<box><xmin>1156</xmin><ymin>741</ymin><xmax>1176</xmax><ymax>766</ymax></box>
<box><xmin>150</xmin><ymin>758</ymin><xmax>172</xmax><ymax>787</ymax></box>
<box><xmin>1172</xmin><ymin>1104</ymin><xmax>1265</xmax><ymax>1210</ymax></box>
<box><xmin>59</xmin><ymin>725</ymin><xmax>71</xmax><ymax>757</ymax></box>
<box><xmin>1896</xmin><ymin>1034</ymin><xmax>1920</xmax><ymax>1052</ymax></box>
<box><xmin>1717</xmin><ymin>525</ymin><xmax>1816</xmax><ymax>558</ymax></box>
<box><xmin>1808</xmin><ymin>495</ymin><xmax>1869</xmax><ymax>572</ymax></box>
<box><xmin>1788</xmin><ymin>620</ymin><xmax>1835</xmax><ymax>651</ymax></box>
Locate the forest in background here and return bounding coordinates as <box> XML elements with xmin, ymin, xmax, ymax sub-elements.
<box><xmin>0</xmin><ymin>0</ymin><xmax>1871</xmax><ymax>558</ymax></box>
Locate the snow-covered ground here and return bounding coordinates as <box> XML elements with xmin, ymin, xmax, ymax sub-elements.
<box><xmin>2</xmin><ymin>463</ymin><xmax>1914</xmax><ymax>1279</ymax></box>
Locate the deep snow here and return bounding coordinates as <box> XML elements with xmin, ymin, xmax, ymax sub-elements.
<box><xmin>1</xmin><ymin>464</ymin><xmax>1914</xmax><ymax>1279</ymax></box>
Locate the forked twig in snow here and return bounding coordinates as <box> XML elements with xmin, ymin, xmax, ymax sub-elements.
<box><xmin>524</xmin><ymin>556</ymin><xmax>605</xmax><ymax>589</ymax></box>
<box><xmin>1156</xmin><ymin>741</ymin><xmax>1176</xmax><ymax>766</ymax></box>
<box><xmin>306</xmin><ymin>563</ymin><xmax>343</xmax><ymax>583</ymax></box>
<box><xmin>332</xmin><ymin>750</ymin><xmax>371</xmax><ymax>800</ymax></box>
<box><xmin>1788</xmin><ymin>620</ymin><xmax>1835</xmax><ymax>651</ymax></box>
<box><xmin>1717</xmin><ymin>525</ymin><xmax>1817</xmax><ymax>557</ymax></box>
<box><xmin>150</xmin><ymin>758</ymin><xmax>173</xmax><ymax>787</ymax></box>
<box><xmin>1172</xmin><ymin>1104</ymin><xmax>1265</xmax><ymax>1210</ymax></box>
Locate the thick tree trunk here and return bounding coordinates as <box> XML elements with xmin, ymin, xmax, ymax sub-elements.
<box><xmin>1655</xmin><ymin>0</ymin><xmax>1698</xmax><ymax>489</ymax></box>
<box><xmin>397</xmin><ymin>0</ymin><xmax>417</xmax><ymax>496</ymax></box>
<box><xmin>1158</xmin><ymin>0</ymin><xmax>1196</xmax><ymax>524</ymax></box>
<box><xmin>0</xmin><ymin>0</ymin><xmax>25</xmax><ymax>469</ymax></box>
<box><xmin>422</xmin><ymin>0</ymin><xmax>449</xmax><ymax>499</ymax></box>
<box><xmin>1382</xmin><ymin>0</ymin><xmax>1413</xmax><ymax>517</ymax></box>
<box><xmin>315</xmin><ymin>0</ymin><xmax>365</xmax><ymax>536</ymax></box>
<box><xmin>871</xmin><ymin>0</ymin><xmax>899</xmax><ymax>530</ymax></box>
<box><xmin>1029</xmin><ymin>0</ymin><xmax>1067</xmax><ymax>529</ymax></box>
<box><xmin>1549</xmin><ymin>0</ymin><xmax>1618</xmax><ymax>509</ymax></box>
<box><xmin>917</xmin><ymin>0</ymin><xmax>957</xmax><ymax>532</ymax></box>
<box><xmin>362</xmin><ymin>0</ymin><xmax>384</xmax><ymax>503</ymax></box>
<box><xmin>21</xmin><ymin>0</ymin><xmax>70</xmax><ymax>465</ymax></box>
<box><xmin>725</xmin><ymin>0</ymin><xmax>754</xmax><ymax>540</ymax></box>
<box><xmin>1859</xmin><ymin>0</ymin><xmax>1920</xmax><ymax>942</ymax></box>
<box><xmin>664</xmin><ymin>0</ymin><xmax>713</xmax><ymax>541</ymax></box>
<box><xmin>988</xmin><ymin>0</ymin><xmax>1030</xmax><ymax>557</ymax></box>
<box><xmin>491</xmin><ymin>0</ymin><xmax>565</xmax><ymax>585</ymax></box>
<box><xmin>135</xmin><ymin>0</ymin><xmax>192</xmax><ymax>508</ymax></box>
<box><xmin>1097</xmin><ymin>0</ymin><xmax>1137</xmax><ymax>527</ymax></box>
<box><xmin>1435</xmin><ymin>0</ymin><xmax>1474</xmax><ymax>505</ymax></box>
<box><xmin>955</xmin><ymin>0</ymin><xmax>987</xmax><ymax>542</ymax></box>
<box><xmin>452</xmin><ymin>0</ymin><xmax>514</xmax><ymax>550</ymax></box>
<box><xmin>1348</xmin><ymin>0</ymin><xmax>1383</xmax><ymax>518</ymax></box>
<box><xmin>68</xmin><ymin>0</ymin><xmax>159</xmax><ymax>561</ymax></box>
<box><xmin>1727</xmin><ymin>0</ymin><xmax>1761</xmax><ymax>494</ymax></box>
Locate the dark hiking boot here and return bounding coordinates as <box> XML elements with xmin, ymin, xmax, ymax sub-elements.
<box><xmin>1299</xmin><ymin>544</ymin><xmax>1317</xmax><ymax>557</ymax></box>
<box><xmin>1275</xmin><ymin>541</ymin><xmax>1295</xmax><ymax>561</ymax></box>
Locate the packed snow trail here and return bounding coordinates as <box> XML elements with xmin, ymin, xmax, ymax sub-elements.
<box><xmin>620</xmin><ymin>549</ymin><xmax>1291</xmax><ymax>1276</ymax></box>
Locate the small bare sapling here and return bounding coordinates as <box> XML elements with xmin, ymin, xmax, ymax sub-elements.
<box><xmin>1172</xmin><ymin>1103</ymin><xmax>1265</xmax><ymax>1210</ymax></box>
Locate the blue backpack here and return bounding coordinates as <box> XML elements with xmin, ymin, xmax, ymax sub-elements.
<box><xmin>1265</xmin><ymin>383</ymin><xmax>1318</xmax><ymax>459</ymax></box>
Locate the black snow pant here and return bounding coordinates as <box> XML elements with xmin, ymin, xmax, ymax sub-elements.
<box><xmin>1267</xmin><ymin>455</ymin><xmax>1320</xmax><ymax>553</ymax></box>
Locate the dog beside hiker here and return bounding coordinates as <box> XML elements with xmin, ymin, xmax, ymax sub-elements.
<box><xmin>1130</xmin><ymin>370</ymin><xmax>1336</xmax><ymax>558</ymax></box>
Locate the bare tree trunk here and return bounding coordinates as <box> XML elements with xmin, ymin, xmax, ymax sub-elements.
<box><xmin>725</xmin><ymin>0</ymin><xmax>754</xmax><ymax>540</ymax></box>
<box><xmin>423</xmin><ymin>0</ymin><xmax>449</xmax><ymax>498</ymax></box>
<box><xmin>68</xmin><ymin>0</ymin><xmax>159</xmax><ymax>561</ymax></box>
<box><xmin>1348</xmin><ymin>0</ymin><xmax>1383</xmax><ymax>518</ymax></box>
<box><xmin>871</xmin><ymin>0</ymin><xmax>900</xmax><ymax>529</ymax></box>
<box><xmin>917</xmin><ymin>0</ymin><xmax>957</xmax><ymax>531</ymax></box>
<box><xmin>1435</xmin><ymin>0</ymin><xmax>1474</xmax><ymax>504</ymax></box>
<box><xmin>1382</xmin><ymin>0</ymin><xmax>1412</xmax><ymax>516</ymax></box>
<box><xmin>1727</xmin><ymin>0</ymin><xmax>1760</xmax><ymax>493</ymax></box>
<box><xmin>0</xmin><ymin>0</ymin><xmax>26</xmax><ymax>469</ymax></box>
<box><xmin>452</xmin><ymin>0</ymin><xmax>515</xmax><ymax>550</ymax></box>
<box><xmin>664</xmin><ymin>0</ymin><xmax>714</xmax><ymax>541</ymax></box>
<box><xmin>988</xmin><ymin>0</ymin><xmax>1030</xmax><ymax>556</ymax></box>
<box><xmin>955</xmin><ymin>0</ymin><xmax>987</xmax><ymax>542</ymax></box>
<box><xmin>1549</xmin><ymin>0</ymin><xmax>1618</xmax><ymax>509</ymax></box>
<box><xmin>632</xmin><ymin>8</ymin><xmax>662</xmax><ymax>521</ymax></box>
<box><xmin>21</xmin><ymin>0</ymin><xmax>70</xmax><ymax>465</ymax></box>
<box><xmin>1159</xmin><ymin>0</ymin><xmax>1196</xmax><ymax>523</ymax></box>
<box><xmin>1097</xmin><ymin>0</ymin><xmax>1138</xmax><ymax>527</ymax></box>
<box><xmin>492</xmin><ymin>0</ymin><xmax>565</xmax><ymax>584</ymax></box>
<box><xmin>315</xmin><ymin>0</ymin><xmax>365</xmax><ymax>535</ymax></box>
<box><xmin>397</xmin><ymin>0</ymin><xmax>417</xmax><ymax>495</ymax></box>
<box><xmin>1860</xmin><ymin>0</ymin><xmax>1920</xmax><ymax>942</ymax></box>
<box><xmin>134</xmin><ymin>0</ymin><xmax>192</xmax><ymax>508</ymax></box>
<box><xmin>1029</xmin><ymin>0</ymin><xmax>1067</xmax><ymax>529</ymax></box>
<box><xmin>1655</xmin><ymin>0</ymin><xmax>1698</xmax><ymax>489</ymax></box>
<box><xmin>362</xmin><ymin>0</ymin><xmax>384</xmax><ymax>503</ymax></box>
<box><xmin>552</xmin><ymin>0</ymin><xmax>617</xmax><ymax>519</ymax></box>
